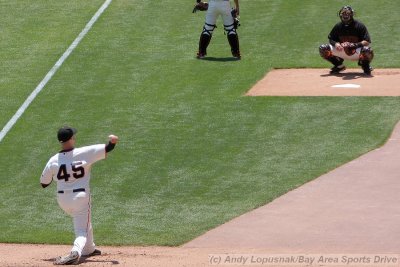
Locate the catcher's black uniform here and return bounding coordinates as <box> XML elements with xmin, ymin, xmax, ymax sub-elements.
<box><xmin>319</xmin><ymin>9</ymin><xmax>374</xmax><ymax>75</ymax></box>
<box><xmin>328</xmin><ymin>19</ymin><xmax>371</xmax><ymax>45</ymax></box>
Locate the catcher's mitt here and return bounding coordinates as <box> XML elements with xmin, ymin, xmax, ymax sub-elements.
<box><xmin>192</xmin><ymin>1</ymin><xmax>208</xmax><ymax>13</ymax></box>
<box><xmin>342</xmin><ymin>42</ymin><xmax>357</xmax><ymax>56</ymax></box>
<box><xmin>231</xmin><ymin>8</ymin><xmax>240</xmax><ymax>29</ymax></box>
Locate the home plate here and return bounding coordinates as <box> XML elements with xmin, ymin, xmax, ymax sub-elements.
<box><xmin>331</xmin><ymin>84</ymin><xmax>361</xmax><ymax>88</ymax></box>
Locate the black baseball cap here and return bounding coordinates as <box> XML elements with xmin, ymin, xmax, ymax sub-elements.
<box><xmin>57</xmin><ymin>126</ymin><xmax>77</xmax><ymax>143</ymax></box>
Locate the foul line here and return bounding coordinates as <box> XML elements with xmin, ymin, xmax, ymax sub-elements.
<box><xmin>0</xmin><ymin>0</ymin><xmax>113</xmax><ymax>143</ymax></box>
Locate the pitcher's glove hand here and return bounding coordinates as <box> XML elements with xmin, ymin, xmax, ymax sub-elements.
<box><xmin>192</xmin><ymin>1</ymin><xmax>208</xmax><ymax>13</ymax></box>
<box><xmin>342</xmin><ymin>42</ymin><xmax>357</xmax><ymax>56</ymax></box>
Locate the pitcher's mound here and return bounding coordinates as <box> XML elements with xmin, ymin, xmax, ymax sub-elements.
<box><xmin>246</xmin><ymin>68</ymin><xmax>400</xmax><ymax>96</ymax></box>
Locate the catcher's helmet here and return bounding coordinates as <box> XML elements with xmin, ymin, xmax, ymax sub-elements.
<box><xmin>338</xmin><ymin>5</ymin><xmax>354</xmax><ymax>25</ymax></box>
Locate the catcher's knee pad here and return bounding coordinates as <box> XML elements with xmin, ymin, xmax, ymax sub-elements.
<box><xmin>319</xmin><ymin>44</ymin><xmax>332</xmax><ymax>59</ymax></box>
<box><xmin>359</xmin><ymin>46</ymin><xmax>374</xmax><ymax>62</ymax></box>
<box><xmin>224</xmin><ymin>23</ymin><xmax>237</xmax><ymax>35</ymax></box>
<box><xmin>202</xmin><ymin>23</ymin><xmax>216</xmax><ymax>36</ymax></box>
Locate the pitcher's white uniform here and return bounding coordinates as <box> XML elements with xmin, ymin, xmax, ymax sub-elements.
<box><xmin>40</xmin><ymin>144</ymin><xmax>106</xmax><ymax>256</ymax></box>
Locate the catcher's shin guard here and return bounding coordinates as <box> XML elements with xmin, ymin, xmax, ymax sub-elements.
<box><xmin>327</xmin><ymin>56</ymin><xmax>344</xmax><ymax>67</ymax></box>
<box><xmin>197</xmin><ymin>23</ymin><xmax>215</xmax><ymax>56</ymax></box>
<box><xmin>198</xmin><ymin>33</ymin><xmax>212</xmax><ymax>56</ymax></box>
<box><xmin>358</xmin><ymin>47</ymin><xmax>374</xmax><ymax>75</ymax></box>
<box><xmin>227</xmin><ymin>33</ymin><xmax>240</xmax><ymax>58</ymax></box>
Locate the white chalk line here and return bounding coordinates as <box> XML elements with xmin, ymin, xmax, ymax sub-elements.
<box><xmin>0</xmin><ymin>0</ymin><xmax>113</xmax><ymax>143</ymax></box>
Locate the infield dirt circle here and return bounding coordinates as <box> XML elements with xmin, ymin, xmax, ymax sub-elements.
<box><xmin>2</xmin><ymin>69</ymin><xmax>400</xmax><ymax>267</ymax></box>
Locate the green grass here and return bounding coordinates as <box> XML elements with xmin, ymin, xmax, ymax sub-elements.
<box><xmin>0</xmin><ymin>0</ymin><xmax>400</xmax><ymax>246</ymax></box>
<box><xmin>0</xmin><ymin>0</ymin><xmax>105</xmax><ymax>127</ymax></box>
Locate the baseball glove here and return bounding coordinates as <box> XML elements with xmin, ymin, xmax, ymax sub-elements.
<box><xmin>192</xmin><ymin>1</ymin><xmax>208</xmax><ymax>13</ymax></box>
<box><xmin>342</xmin><ymin>42</ymin><xmax>357</xmax><ymax>56</ymax></box>
<box><xmin>231</xmin><ymin>8</ymin><xmax>240</xmax><ymax>29</ymax></box>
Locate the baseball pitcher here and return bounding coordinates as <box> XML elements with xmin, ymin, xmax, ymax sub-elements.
<box><xmin>319</xmin><ymin>6</ymin><xmax>374</xmax><ymax>75</ymax></box>
<box><xmin>40</xmin><ymin>126</ymin><xmax>118</xmax><ymax>265</ymax></box>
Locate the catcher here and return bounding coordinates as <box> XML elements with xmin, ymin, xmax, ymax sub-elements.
<box><xmin>193</xmin><ymin>0</ymin><xmax>240</xmax><ymax>59</ymax></box>
<box><xmin>319</xmin><ymin>6</ymin><xmax>374</xmax><ymax>75</ymax></box>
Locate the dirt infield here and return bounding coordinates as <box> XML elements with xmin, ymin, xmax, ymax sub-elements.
<box><xmin>2</xmin><ymin>69</ymin><xmax>400</xmax><ymax>266</ymax></box>
<box><xmin>186</xmin><ymin>121</ymin><xmax>400</xmax><ymax>253</ymax></box>
<box><xmin>0</xmin><ymin>243</ymin><xmax>215</xmax><ymax>267</ymax></box>
<box><xmin>246</xmin><ymin>68</ymin><xmax>400</xmax><ymax>96</ymax></box>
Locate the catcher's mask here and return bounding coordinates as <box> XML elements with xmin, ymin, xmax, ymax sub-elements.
<box><xmin>338</xmin><ymin>6</ymin><xmax>354</xmax><ymax>25</ymax></box>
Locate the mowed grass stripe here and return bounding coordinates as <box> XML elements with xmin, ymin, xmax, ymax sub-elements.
<box><xmin>0</xmin><ymin>1</ymin><xmax>105</xmax><ymax>129</ymax></box>
<box><xmin>0</xmin><ymin>0</ymin><xmax>112</xmax><ymax>143</ymax></box>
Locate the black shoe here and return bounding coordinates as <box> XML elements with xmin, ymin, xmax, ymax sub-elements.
<box><xmin>362</xmin><ymin>65</ymin><xmax>373</xmax><ymax>75</ymax></box>
<box><xmin>196</xmin><ymin>51</ymin><xmax>206</xmax><ymax>59</ymax></box>
<box><xmin>82</xmin><ymin>249</ymin><xmax>101</xmax><ymax>257</ymax></box>
<box><xmin>330</xmin><ymin>65</ymin><xmax>346</xmax><ymax>74</ymax></box>
<box><xmin>232</xmin><ymin>51</ymin><xmax>241</xmax><ymax>59</ymax></box>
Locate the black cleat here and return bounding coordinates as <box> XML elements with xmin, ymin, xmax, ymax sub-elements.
<box><xmin>196</xmin><ymin>52</ymin><xmax>206</xmax><ymax>59</ymax></box>
<box><xmin>82</xmin><ymin>249</ymin><xmax>101</xmax><ymax>257</ymax></box>
<box><xmin>362</xmin><ymin>65</ymin><xmax>373</xmax><ymax>75</ymax></box>
<box><xmin>232</xmin><ymin>51</ymin><xmax>241</xmax><ymax>59</ymax></box>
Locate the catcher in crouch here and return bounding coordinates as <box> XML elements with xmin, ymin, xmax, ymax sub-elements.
<box><xmin>194</xmin><ymin>0</ymin><xmax>240</xmax><ymax>59</ymax></box>
<box><xmin>319</xmin><ymin>5</ymin><xmax>374</xmax><ymax>75</ymax></box>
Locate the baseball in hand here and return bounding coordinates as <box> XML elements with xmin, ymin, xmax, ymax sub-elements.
<box><xmin>109</xmin><ymin>135</ymin><xmax>119</xmax><ymax>144</ymax></box>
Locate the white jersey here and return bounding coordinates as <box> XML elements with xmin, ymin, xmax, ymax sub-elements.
<box><xmin>40</xmin><ymin>144</ymin><xmax>106</xmax><ymax>191</ymax></box>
